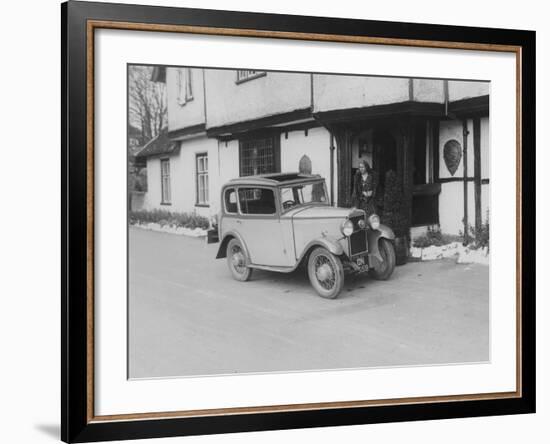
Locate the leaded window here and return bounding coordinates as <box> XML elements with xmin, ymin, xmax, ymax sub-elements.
<box><xmin>239</xmin><ymin>136</ymin><xmax>280</xmax><ymax>177</ymax></box>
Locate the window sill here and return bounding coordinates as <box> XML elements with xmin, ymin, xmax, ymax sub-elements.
<box><xmin>235</xmin><ymin>72</ymin><xmax>266</xmax><ymax>84</ymax></box>
<box><xmin>177</xmin><ymin>96</ymin><xmax>194</xmax><ymax>106</ymax></box>
<box><xmin>160</xmin><ymin>202</ymin><xmax>172</xmax><ymax>206</ymax></box>
<box><xmin>195</xmin><ymin>203</ymin><xmax>210</xmax><ymax>208</ymax></box>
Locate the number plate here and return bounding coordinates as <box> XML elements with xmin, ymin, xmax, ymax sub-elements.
<box><xmin>355</xmin><ymin>255</ymin><xmax>368</xmax><ymax>272</ymax></box>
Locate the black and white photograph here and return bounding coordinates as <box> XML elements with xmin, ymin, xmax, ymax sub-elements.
<box><xmin>127</xmin><ymin>65</ymin><xmax>491</xmax><ymax>379</ymax></box>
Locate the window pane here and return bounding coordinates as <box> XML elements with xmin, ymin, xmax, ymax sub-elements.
<box><xmin>177</xmin><ymin>70</ymin><xmax>184</xmax><ymax>104</ymax></box>
<box><xmin>225</xmin><ymin>189</ymin><xmax>237</xmax><ymax>213</ymax></box>
<box><xmin>186</xmin><ymin>68</ymin><xmax>193</xmax><ymax>99</ymax></box>
<box><xmin>161</xmin><ymin>159</ymin><xmax>171</xmax><ymax>203</ymax></box>
<box><xmin>199</xmin><ymin>175</ymin><xmax>206</xmax><ymax>203</ymax></box>
<box><xmin>238</xmin><ymin>188</ymin><xmax>276</xmax><ymax>215</ymax></box>
<box><xmin>240</xmin><ymin>137</ymin><xmax>275</xmax><ymax>177</ymax></box>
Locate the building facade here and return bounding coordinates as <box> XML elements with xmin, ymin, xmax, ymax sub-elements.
<box><xmin>137</xmin><ymin>67</ymin><xmax>490</xmax><ymax>237</ymax></box>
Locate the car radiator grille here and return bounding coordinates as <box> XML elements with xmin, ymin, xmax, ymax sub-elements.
<box><xmin>349</xmin><ymin>216</ymin><xmax>367</xmax><ymax>257</ymax></box>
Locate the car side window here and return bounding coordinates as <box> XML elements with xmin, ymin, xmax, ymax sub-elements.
<box><xmin>238</xmin><ymin>188</ymin><xmax>276</xmax><ymax>215</ymax></box>
<box><xmin>224</xmin><ymin>188</ymin><xmax>238</xmax><ymax>214</ymax></box>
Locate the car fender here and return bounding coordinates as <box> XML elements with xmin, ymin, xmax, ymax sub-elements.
<box><xmin>367</xmin><ymin>224</ymin><xmax>395</xmax><ymax>265</ymax></box>
<box><xmin>298</xmin><ymin>236</ymin><xmax>345</xmax><ymax>264</ymax></box>
<box><xmin>216</xmin><ymin>230</ymin><xmax>250</xmax><ymax>263</ymax></box>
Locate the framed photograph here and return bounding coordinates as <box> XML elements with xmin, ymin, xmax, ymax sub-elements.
<box><xmin>62</xmin><ymin>1</ymin><xmax>535</xmax><ymax>442</ymax></box>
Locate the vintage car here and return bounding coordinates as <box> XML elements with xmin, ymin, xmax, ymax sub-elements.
<box><xmin>208</xmin><ymin>173</ymin><xmax>396</xmax><ymax>299</ymax></box>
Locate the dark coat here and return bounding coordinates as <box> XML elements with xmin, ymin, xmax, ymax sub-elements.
<box><xmin>351</xmin><ymin>170</ymin><xmax>379</xmax><ymax>215</ymax></box>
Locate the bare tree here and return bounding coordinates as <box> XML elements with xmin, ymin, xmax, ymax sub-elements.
<box><xmin>128</xmin><ymin>65</ymin><xmax>167</xmax><ymax>142</ymax></box>
<box><xmin>128</xmin><ymin>66</ymin><xmax>166</xmax><ymax>205</ymax></box>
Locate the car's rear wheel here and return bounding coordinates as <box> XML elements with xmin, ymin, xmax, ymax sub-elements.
<box><xmin>307</xmin><ymin>247</ymin><xmax>344</xmax><ymax>299</ymax></box>
<box><xmin>369</xmin><ymin>238</ymin><xmax>396</xmax><ymax>280</ymax></box>
<box><xmin>226</xmin><ymin>238</ymin><xmax>252</xmax><ymax>282</ymax></box>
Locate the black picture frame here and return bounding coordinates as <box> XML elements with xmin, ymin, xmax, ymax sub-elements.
<box><xmin>62</xmin><ymin>1</ymin><xmax>536</xmax><ymax>442</ymax></box>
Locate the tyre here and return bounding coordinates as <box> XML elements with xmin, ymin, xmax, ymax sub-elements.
<box><xmin>226</xmin><ymin>238</ymin><xmax>252</xmax><ymax>282</ymax></box>
<box><xmin>369</xmin><ymin>238</ymin><xmax>396</xmax><ymax>280</ymax></box>
<box><xmin>307</xmin><ymin>247</ymin><xmax>344</xmax><ymax>299</ymax></box>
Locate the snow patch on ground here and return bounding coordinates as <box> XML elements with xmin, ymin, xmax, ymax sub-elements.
<box><xmin>411</xmin><ymin>242</ymin><xmax>489</xmax><ymax>265</ymax></box>
<box><xmin>131</xmin><ymin>222</ymin><xmax>207</xmax><ymax>237</ymax></box>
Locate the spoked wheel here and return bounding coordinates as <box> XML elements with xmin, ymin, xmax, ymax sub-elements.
<box><xmin>369</xmin><ymin>238</ymin><xmax>396</xmax><ymax>280</ymax></box>
<box><xmin>226</xmin><ymin>238</ymin><xmax>252</xmax><ymax>281</ymax></box>
<box><xmin>307</xmin><ymin>247</ymin><xmax>344</xmax><ymax>299</ymax></box>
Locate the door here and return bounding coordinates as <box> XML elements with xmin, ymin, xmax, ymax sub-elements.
<box><xmin>373</xmin><ymin>129</ymin><xmax>398</xmax><ymax>191</ymax></box>
<box><xmin>237</xmin><ymin>187</ymin><xmax>291</xmax><ymax>267</ymax></box>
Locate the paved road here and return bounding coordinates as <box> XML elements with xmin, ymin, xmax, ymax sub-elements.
<box><xmin>128</xmin><ymin>227</ymin><xmax>489</xmax><ymax>378</ymax></box>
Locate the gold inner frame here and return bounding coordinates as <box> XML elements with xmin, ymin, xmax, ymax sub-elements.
<box><xmin>85</xmin><ymin>19</ymin><xmax>523</xmax><ymax>423</ymax></box>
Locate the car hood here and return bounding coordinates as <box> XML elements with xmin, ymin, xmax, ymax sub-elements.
<box><xmin>288</xmin><ymin>205</ymin><xmax>364</xmax><ymax>220</ymax></box>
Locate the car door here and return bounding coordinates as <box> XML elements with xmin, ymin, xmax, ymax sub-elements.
<box><xmin>237</xmin><ymin>187</ymin><xmax>292</xmax><ymax>267</ymax></box>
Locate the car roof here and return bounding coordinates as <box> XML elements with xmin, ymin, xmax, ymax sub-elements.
<box><xmin>224</xmin><ymin>173</ymin><xmax>324</xmax><ymax>187</ymax></box>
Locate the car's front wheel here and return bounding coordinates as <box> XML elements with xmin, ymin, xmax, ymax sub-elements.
<box><xmin>226</xmin><ymin>238</ymin><xmax>252</xmax><ymax>282</ymax></box>
<box><xmin>307</xmin><ymin>247</ymin><xmax>344</xmax><ymax>299</ymax></box>
<box><xmin>369</xmin><ymin>238</ymin><xmax>396</xmax><ymax>280</ymax></box>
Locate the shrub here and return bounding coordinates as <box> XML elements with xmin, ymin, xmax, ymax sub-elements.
<box><xmin>129</xmin><ymin>209</ymin><xmax>209</xmax><ymax>230</ymax></box>
<box><xmin>413</xmin><ymin>227</ymin><xmax>462</xmax><ymax>248</ymax></box>
<box><xmin>382</xmin><ymin>170</ymin><xmax>410</xmax><ymax>238</ymax></box>
<box><xmin>469</xmin><ymin>210</ymin><xmax>490</xmax><ymax>251</ymax></box>
<box><xmin>128</xmin><ymin>166</ymin><xmax>148</xmax><ymax>192</ymax></box>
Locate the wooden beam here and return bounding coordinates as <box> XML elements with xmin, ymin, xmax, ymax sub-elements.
<box><xmin>473</xmin><ymin>118</ymin><xmax>482</xmax><ymax>232</ymax></box>
<box><xmin>334</xmin><ymin>127</ymin><xmax>353</xmax><ymax>207</ymax></box>
<box><xmin>462</xmin><ymin>119</ymin><xmax>470</xmax><ymax>244</ymax></box>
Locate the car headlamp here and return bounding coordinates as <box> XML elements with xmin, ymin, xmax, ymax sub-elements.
<box><xmin>368</xmin><ymin>214</ymin><xmax>380</xmax><ymax>230</ymax></box>
<box><xmin>341</xmin><ymin>219</ymin><xmax>354</xmax><ymax>237</ymax></box>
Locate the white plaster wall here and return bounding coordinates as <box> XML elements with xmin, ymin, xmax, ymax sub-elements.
<box><xmin>438</xmin><ymin>116</ymin><xmax>490</xmax><ymax>235</ymax></box>
<box><xmin>166</xmin><ymin>67</ymin><xmax>206</xmax><ymax>132</ymax></box>
<box><xmin>280</xmin><ymin>126</ymin><xmax>333</xmax><ymax>198</ymax></box>
<box><xmin>439</xmin><ymin>117</ymin><xmax>490</xmax><ymax>180</ymax></box>
<box><xmin>448</xmin><ymin>80</ymin><xmax>490</xmax><ymax>101</ymax></box>
<box><xmin>481</xmin><ymin>183</ymin><xmax>490</xmax><ymax>222</ymax></box>
<box><xmin>204</xmin><ymin>70</ymin><xmax>311</xmax><ymax>129</ymax></box>
<box><xmin>313</xmin><ymin>75</ymin><xmax>409</xmax><ymax>112</ymax></box>
<box><xmin>413</xmin><ymin>79</ymin><xmax>445</xmax><ymax>102</ymax></box>
<box><xmin>143</xmin><ymin>157</ymin><xmax>162</xmax><ymax>210</ymax></box>
<box><xmin>211</xmin><ymin>139</ymin><xmax>240</xmax><ymax>215</ymax></box>
<box><xmin>481</xmin><ymin>116</ymin><xmax>490</xmax><ymax>179</ymax></box>
<box><xmin>439</xmin><ymin>177</ymin><xmax>490</xmax><ymax>235</ymax></box>
<box><xmin>439</xmin><ymin>119</ymin><xmax>474</xmax><ymax>179</ymax></box>
<box><xmin>141</xmin><ymin>136</ymin><xmax>218</xmax><ymax>217</ymax></box>
<box><xmin>173</xmin><ymin>136</ymin><xmax>218</xmax><ymax>217</ymax></box>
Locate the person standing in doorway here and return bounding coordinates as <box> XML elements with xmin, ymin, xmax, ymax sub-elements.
<box><xmin>352</xmin><ymin>160</ymin><xmax>378</xmax><ymax>216</ymax></box>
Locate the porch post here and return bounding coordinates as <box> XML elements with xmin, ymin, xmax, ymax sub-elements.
<box><xmin>333</xmin><ymin>126</ymin><xmax>353</xmax><ymax>207</ymax></box>
<box><xmin>400</xmin><ymin>118</ymin><xmax>415</xmax><ymax>236</ymax></box>
<box><xmin>473</xmin><ymin>117</ymin><xmax>482</xmax><ymax>232</ymax></box>
<box><xmin>462</xmin><ymin>119</ymin><xmax>470</xmax><ymax>244</ymax></box>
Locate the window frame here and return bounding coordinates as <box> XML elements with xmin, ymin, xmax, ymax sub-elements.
<box><xmin>235</xmin><ymin>186</ymin><xmax>279</xmax><ymax>219</ymax></box>
<box><xmin>176</xmin><ymin>67</ymin><xmax>194</xmax><ymax>106</ymax></box>
<box><xmin>238</xmin><ymin>132</ymin><xmax>281</xmax><ymax>177</ymax></box>
<box><xmin>160</xmin><ymin>158</ymin><xmax>171</xmax><ymax>205</ymax></box>
<box><xmin>195</xmin><ymin>152</ymin><xmax>209</xmax><ymax>207</ymax></box>
<box><xmin>235</xmin><ymin>70</ymin><xmax>267</xmax><ymax>84</ymax></box>
<box><xmin>223</xmin><ymin>187</ymin><xmax>239</xmax><ymax>215</ymax></box>
<box><xmin>279</xmin><ymin>180</ymin><xmax>330</xmax><ymax>215</ymax></box>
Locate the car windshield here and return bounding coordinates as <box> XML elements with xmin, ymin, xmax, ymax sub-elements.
<box><xmin>280</xmin><ymin>181</ymin><xmax>328</xmax><ymax>211</ymax></box>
